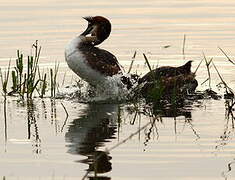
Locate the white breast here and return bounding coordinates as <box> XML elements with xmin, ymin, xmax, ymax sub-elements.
<box><xmin>65</xmin><ymin>36</ymin><xmax>106</xmax><ymax>85</ymax></box>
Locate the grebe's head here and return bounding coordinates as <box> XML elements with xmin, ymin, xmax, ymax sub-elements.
<box><xmin>81</xmin><ymin>16</ymin><xmax>111</xmax><ymax>46</ymax></box>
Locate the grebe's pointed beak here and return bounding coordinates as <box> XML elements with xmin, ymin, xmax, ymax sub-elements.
<box><xmin>83</xmin><ymin>16</ymin><xmax>92</xmax><ymax>22</ymax></box>
<box><xmin>81</xmin><ymin>16</ymin><xmax>93</xmax><ymax>36</ymax></box>
<box><xmin>81</xmin><ymin>24</ymin><xmax>93</xmax><ymax>36</ymax></box>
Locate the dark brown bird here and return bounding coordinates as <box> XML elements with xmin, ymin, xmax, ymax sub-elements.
<box><xmin>138</xmin><ymin>60</ymin><xmax>193</xmax><ymax>84</ymax></box>
<box><xmin>136</xmin><ymin>60</ymin><xmax>198</xmax><ymax>100</ymax></box>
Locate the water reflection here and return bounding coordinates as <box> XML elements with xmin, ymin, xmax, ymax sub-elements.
<box><xmin>218</xmin><ymin>99</ymin><xmax>235</xmax><ymax>180</ymax></box>
<box><xmin>65</xmin><ymin>103</ymin><xmax>118</xmax><ymax>179</ymax></box>
<box><xmin>26</xmin><ymin>99</ymin><xmax>41</xmax><ymax>154</ymax></box>
<box><xmin>216</xmin><ymin>99</ymin><xmax>235</xmax><ymax>151</ymax></box>
<box><xmin>3</xmin><ymin>98</ymin><xmax>8</xmax><ymax>152</ymax></box>
<box><xmin>125</xmin><ymin>103</ymin><xmax>200</xmax><ymax>150</ymax></box>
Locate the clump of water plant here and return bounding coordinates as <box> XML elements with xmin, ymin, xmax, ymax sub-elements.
<box><xmin>7</xmin><ymin>40</ymin><xmax>42</xmax><ymax>98</ymax></box>
<box><xmin>1</xmin><ymin>40</ymin><xmax>59</xmax><ymax>99</ymax></box>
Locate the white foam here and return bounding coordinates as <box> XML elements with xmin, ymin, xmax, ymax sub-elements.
<box><xmin>57</xmin><ymin>74</ymin><xmax>132</xmax><ymax>103</ymax></box>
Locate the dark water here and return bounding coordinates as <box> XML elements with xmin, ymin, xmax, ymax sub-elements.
<box><xmin>0</xmin><ymin>0</ymin><xmax>235</xmax><ymax>179</ymax></box>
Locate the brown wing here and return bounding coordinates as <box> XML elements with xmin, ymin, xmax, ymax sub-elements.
<box><xmin>79</xmin><ymin>45</ymin><xmax>122</xmax><ymax>76</ymax></box>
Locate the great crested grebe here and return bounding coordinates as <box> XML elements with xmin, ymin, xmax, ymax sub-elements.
<box><xmin>65</xmin><ymin>16</ymin><xmax>125</xmax><ymax>87</ymax></box>
<box><xmin>138</xmin><ymin>60</ymin><xmax>193</xmax><ymax>84</ymax></box>
<box><xmin>137</xmin><ymin>60</ymin><xmax>198</xmax><ymax>99</ymax></box>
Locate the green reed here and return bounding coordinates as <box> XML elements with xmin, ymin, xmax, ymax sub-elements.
<box><xmin>194</xmin><ymin>58</ymin><xmax>203</xmax><ymax>74</ymax></box>
<box><xmin>27</xmin><ymin>56</ymin><xmax>39</xmax><ymax>98</ymax></box>
<box><xmin>1</xmin><ymin>40</ymin><xmax>59</xmax><ymax>99</ymax></box>
<box><xmin>212</xmin><ymin>61</ymin><xmax>234</xmax><ymax>96</ymax></box>
<box><xmin>0</xmin><ymin>60</ymin><xmax>11</xmax><ymax>98</ymax></box>
<box><xmin>143</xmin><ymin>53</ymin><xmax>152</xmax><ymax>71</ymax></box>
<box><xmin>182</xmin><ymin>34</ymin><xmax>186</xmax><ymax>59</ymax></box>
<box><xmin>201</xmin><ymin>52</ymin><xmax>213</xmax><ymax>90</ymax></box>
<box><xmin>128</xmin><ymin>51</ymin><xmax>137</xmax><ymax>73</ymax></box>
<box><xmin>40</xmin><ymin>73</ymin><xmax>47</xmax><ymax>98</ymax></box>
<box><xmin>218</xmin><ymin>47</ymin><xmax>235</xmax><ymax>66</ymax></box>
<box><xmin>50</xmin><ymin>62</ymin><xmax>59</xmax><ymax>98</ymax></box>
<box><xmin>15</xmin><ymin>50</ymin><xmax>24</xmax><ymax>93</ymax></box>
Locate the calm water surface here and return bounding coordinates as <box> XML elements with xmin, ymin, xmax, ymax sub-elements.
<box><xmin>0</xmin><ymin>0</ymin><xmax>235</xmax><ymax>179</ymax></box>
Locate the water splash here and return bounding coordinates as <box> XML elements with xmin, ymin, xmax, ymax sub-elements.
<box><xmin>57</xmin><ymin>74</ymin><xmax>132</xmax><ymax>103</ymax></box>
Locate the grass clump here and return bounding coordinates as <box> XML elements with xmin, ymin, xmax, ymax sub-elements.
<box><xmin>1</xmin><ymin>40</ymin><xmax>59</xmax><ymax>99</ymax></box>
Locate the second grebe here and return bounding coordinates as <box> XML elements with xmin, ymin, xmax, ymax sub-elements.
<box><xmin>138</xmin><ymin>60</ymin><xmax>193</xmax><ymax>84</ymax></box>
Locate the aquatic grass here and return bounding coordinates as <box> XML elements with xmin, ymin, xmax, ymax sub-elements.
<box><xmin>39</xmin><ymin>73</ymin><xmax>47</xmax><ymax>98</ymax></box>
<box><xmin>50</xmin><ymin>62</ymin><xmax>59</xmax><ymax>98</ymax></box>
<box><xmin>143</xmin><ymin>53</ymin><xmax>152</xmax><ymax>71</ymax></box>
<box><xmin>6</xmin><ymin>41</ymin><xmax>42</xmax><ymax>98</ymax></box>
<box><xmin>194</xmin><ymin>59</ymin><xmax>203</xmax><ymax>74</ymax></box>
<box><xmin>218</xmin><ymin>47</ymin><xmax>235</xmax><ymax>66</ymax></box>
<box><xmin>182</xmin><ymin>34</ymin><xmax>186</xmax><ymax>59</ymax></box>
<box><xmin>212</xmin><ymin>61</ymin><xmax>234</xmax><ymax>98</ymax></box>
<box><xmin>61</xmin><ymin>71</ymin><xmax>67</xmax><ymax>86</ymax></box>
<box><xmin>50</xmin><ymin>69</ymin><xmax>53</xmax><ymax>97</ymax></box>
<box><xmin>0</xmin><ymin>60</ymin><xmax>11</xmax><ymax>97</ymax></box>
<box><xmin>27</xmin><ymin>55</ymin><xmax>40</xmax><ymax>98</ymax></box>
<box><xmin>128</xmin><ymin>51</ymin><xmax>137</xmax><ymax>73</ymax></box>
<box><xmin>0</xmin><ymin>40</ymin><xmax>60</xmax><ymax>99</ymax></box>
<box><xmin>201</xmin><ymin>52</ymin><xmax>213</xmax><ymax>89</ymax></box>
<box><xmin>11</xmin><ymin>70</ymin><xmax>17</xmax><ymax>93</ymax></box>
<box><xmin>15</xmin><ymin>50</ymin><xmax>24</xmax><ymax>93</ymax></box>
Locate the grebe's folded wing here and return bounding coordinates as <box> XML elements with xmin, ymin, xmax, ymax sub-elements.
<box><xmin>79</xmin><ymin>46</ymin><xmax>122</xmax><ymax>76</ymax></box>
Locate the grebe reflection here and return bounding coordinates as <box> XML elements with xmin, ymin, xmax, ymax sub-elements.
<box><xmin>65</xmin><ymin>104</ymin><xmax>119</xmax><ymax>179</ymax></box>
